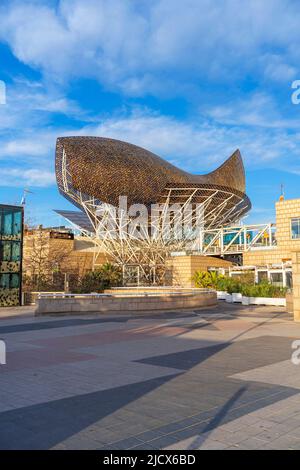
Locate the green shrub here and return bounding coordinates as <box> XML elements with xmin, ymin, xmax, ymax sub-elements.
<box><xmin>193</xmin><ymin>270</ymin><xmax>287</xmax><ymax>298</ymax></box>
<box><xmin>229</xmin><ymin>271</ymin><xmax>255</xmax><ymax>285</ymax></box>
<box><xmin>226</xmin><ymin>278</ymin><xmax>242</xmax><ymax>294</ymax></box>
<box><xmin>241</xmin><ymin>281</ymin><xmax>287</xmax><ymax>298</ymax></box>
<box><xmin>240</xmin><ymin>283</ymin><xmax>257</xmax><ymax>297</ymax></box>
<box><xmin>76</xmin><ymin>263</ymin><xmax>122</xmax><ymax>293</ymax></box>
<box><xmin>193</xmin><ymin>271</ymin><xmax>209</xmax><ymax>288</ymax></box>
<box><xmin>192</xmin><ymin>271</ymin><xmax>225</xmax><ymax>289</ymax></box>
<box><xmin>215</xmin><ymin>276</ymin><xmax>229</xmax><ymax>291</ymax></box>
<box><xmin>98</xmin><ymin>262</ymin><xmax>123</xmax><ymax>288</ymax></box>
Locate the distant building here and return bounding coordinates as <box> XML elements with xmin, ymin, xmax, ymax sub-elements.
<box><xmin>238</xmin><ymin>196</ymin><xmax>300</xmax><ymax>288</ymax></box>
<box><xmin>22</xmin><ymin>226</ymin><xmax>107</xmax><ymax>292</ymax></box>
<box><xmin>243</xmin><ymin>197</ymin><xmax>300</xmax><ymax>267</ymax></box>
<box><xmin>0</xmin><ymin>204</ymin><xmax>23</xmax><ymax>307</ymax></box>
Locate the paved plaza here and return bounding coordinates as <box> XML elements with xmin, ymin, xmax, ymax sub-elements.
<box><xmin>1</xmin><ymin>303</ymin><xmax>300</xmax><ymax>449</ymax></box>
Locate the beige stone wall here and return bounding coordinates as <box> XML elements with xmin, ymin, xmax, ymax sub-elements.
<box><xmin>292</xmin><ymin>251</ymin><xmax>300</xmax><ymax>321</ymax></box>
<box><xmin>286</xmin><ymin>292</ymin><xmax>293</xmax><ymax>314</ymax></box>
<box><xmin>243</xmin><ymin>198</ymin><xmax>300</xmax><ymax>266</ymax></box>
<box><xmin>49</xmin><ymin>237</ymin><xmax>97</xmax><ymax>276</ymax></box>
<box><xmin>23</xmin><ymin>229</ymin><xmax>108</xmax><ymax>280</ymax></box>
<box><xmin>276</xmin><ymin>199</ymin><xmax>300</xmax><ymax>249</ymax></box>
<box><xmin>23</xmin><ymin>229</ymin><xmax>51</xmax><ymax>278</ymax></box>
<box><xmin>166</xmin><ymin>255</ymin><xmax>232</xmax><ymax>287</ymax></box>
<box><xmin>243</xmin><ymin>248</ymin><xmax>293</xmax><ymax>266</ymax></box>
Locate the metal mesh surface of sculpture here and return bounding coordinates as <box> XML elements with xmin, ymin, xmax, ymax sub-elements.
<box><xmin>55</xmin><ymin>136</ymin><xmax>251</xmax><ymax>283</ymax></box>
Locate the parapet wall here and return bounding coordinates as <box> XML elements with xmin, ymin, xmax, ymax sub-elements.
<box><xmin>35</xmin><ymin>290</ymin><xmax>217</xmax><ymax>315</ymax></box>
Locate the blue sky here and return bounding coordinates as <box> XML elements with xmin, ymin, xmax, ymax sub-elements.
<box><xmin>1</xmin><ymin>0</ymin><xmax>300</xmax><ymax>226</ymax></box>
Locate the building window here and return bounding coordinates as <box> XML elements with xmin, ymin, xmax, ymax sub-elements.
<box><xmin>270</xmin><ymin>272</ymin><xmax>283</xmax><ymax>286</ymax></box>
<box><xmin>258</xmin><ymin>271</ymin><xmax>268</xmax><ymax>283</ymax></box>
<box><xmin>291</xmin><ymin>218</ymin><xmax>300</xmax><ymax>239</ymax></box>
<box><xmin>286</xmin><ymin>271</ymin><xmax>293</xmax><ymax>288</ymax></box>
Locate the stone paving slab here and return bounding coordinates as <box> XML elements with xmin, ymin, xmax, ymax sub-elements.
<box><xmin>0</xmin><ymin>303</ymin><xmax>300</xmax><ymax>449</ymax></box>
<box><xmin>231</xmin><ymin>359</ymin><xmax>300</xmax><ymax>390</ymax></box>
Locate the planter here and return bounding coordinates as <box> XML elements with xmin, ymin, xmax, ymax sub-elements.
<box><xmin>217</xmin><ymin>291</ymin><xmax>227</xmax><ymax>300</ymax></box>
<box><xmin>232</xmin><ymin>292</ymin><xmax>242</xmax><ymax>303</ymax></box>
<box><xmin>225</xmin><ymin>293</ymin><xmax>232</xmax><ymax>303</ymax></box>
<box><xmin>242</xmin><ymin>296</ymin><xmax>250</xmax><ymax>306</ymax></box>
<box><xmin>248</xmin><ymin>297</ymin><xmax>286</xmax><ymax>307</ymax></box>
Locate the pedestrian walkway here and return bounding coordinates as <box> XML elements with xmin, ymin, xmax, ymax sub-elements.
<box><xmin>0</xmin><ymin>303</ymin><xmax>299</xmax><ymax>450</ymax></box>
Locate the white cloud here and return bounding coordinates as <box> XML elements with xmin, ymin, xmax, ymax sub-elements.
<box><xmin>2</xmin><ymin>0</ymin><xmax>300</xmax><ymax>225</ymax></box>
<box><xmin>205</xmin><ymin>92</ymin><xmax>300</xmax><ymax>129</ymax></box>
<box><xmin>0</xmin><ymin>77</ymin><xmax>83</xmax><ymax>134</ymax></box>
<box><xmin>263</xmin><ymin>54</ymin><xmax>297</xmax><ymax>83</ymax></box>
<box><xmin>0</xmin><ymin>168</ymin><xmax>55</xmax><ymax>187</ymax></box>
<box><xmin>1</xmin><ymin>105</ymin><xmax>300</xmax><ymax>189</ymax></box>
<box><xmin>79</xmin><ymin>109</ymin><xmax>300</xmax><ymax>173</ymax></box>
<box><xmin>0</xmin><ymin>134</ymin><xmax>54</xmax><ymax>158</ymax></box>
<box><xmin>1</xmin><ymin>0</ymin><xmax>300</xmax><ymax>94</ymax></box>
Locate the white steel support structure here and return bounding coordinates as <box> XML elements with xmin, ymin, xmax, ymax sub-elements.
<box><xmin>197</xmin><ymin>223</ymin><xmax>276</xmax><ymax>256</ymax></box>
<box><xmin>61</xmin><ymin>194</ymin><xmax>205</xmax><ymax>284</ymax></box>
<box><xmin>58</xmin><ymin>148</ymin><xmax>256</xmax><ymax>283</ymax></box>
<box><xmin>58</xmin><ymin>156</ymin><xmax>202</xmax><ymax>282</ymax></box>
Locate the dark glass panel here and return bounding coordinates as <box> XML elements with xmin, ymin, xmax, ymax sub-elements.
<box><xmin>11</xmin><ymin>273</ymin><xmax>20</xmax><ymax>289</ymax></box>
<box><xmin>2</xmin><ymin>241</ymin><xmax>11</xmax><ymax>261</ymax></box>
<box><xmin>13</xmin><ymin>211</ymin><xmax>22</xmax><ymax>236</ymax></box>
<box><xmin>3</xmin><ymin>211</ymin><xmax>13</xmax><ymax>237</ymax></box>
<box><xmin>0</xmin><ymin>273</ymin><xmax>10</xmax><ymax>289</ymax></box>
<box><xmin>11</xmin><ymin>242</ymin><xmax>21</xmax><ymax>261</ymax></box>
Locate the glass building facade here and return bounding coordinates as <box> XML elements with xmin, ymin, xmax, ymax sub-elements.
<box><xmin>0</xmin><ymin>204</ymin><xmax>23</xmax><ymax>307</ymax></box>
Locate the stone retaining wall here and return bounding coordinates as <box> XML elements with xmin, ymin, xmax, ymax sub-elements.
<box><xmin>105</xmin><ymin>287</ymin><xmax>201</xmax><ymax>295</ymax></box>
<box><xmin>35</xmin><ymin>291</ymin><xmax>217</xmax><ymax>315</ymax></box>
<box><xmin>286</xmin><ymin>292</ymin><xmax>293</xmax><ymax>314</ymax></box>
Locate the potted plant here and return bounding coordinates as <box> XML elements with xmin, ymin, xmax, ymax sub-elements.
<box><xmin>241</xmin><ymin>283</ymin><xmax>252</xmax><ymax>305</ymax></box>
<box><xmin>193</xmin><ymin>271</ymin><xmax>232</xmax><ymax>301</ymax></box>
<box><xmin>192</xmin><ymin>271</ymin><xmax>211</xmax><ymax>288</ymax></box>
<box><xmin>240</xmin><ymin>282</ymin><xmax>287</xmax><ymax>307</ymax></box>
<box><xmin>248</xmin><ymin>282</ymin><xmax>287</xmax><ymax>306</ymax></box>
<box><xmin>224</xmin><ymin>278</ymin><xmax>233</xmax><ymax>302</ymax></box>
<box><xmin>224</xmin><ymin>278</ymin><xmax>240</xmax><ymax>303</ymax></box>
<box><xmin>231</xmin><ymin>280</ymin><xmax>243</xmax><ymax>303</ymax></box>
<box><xmin>215</xmin><ymin>275</ymin><xmax>228</xmax><ymax>300</ymax></box>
